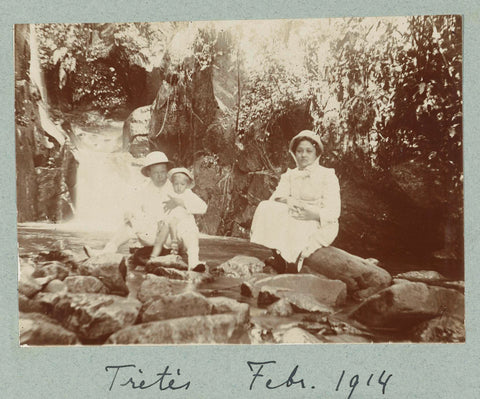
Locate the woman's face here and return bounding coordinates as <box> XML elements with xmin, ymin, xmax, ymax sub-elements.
<box><xmin>148</xmin><ymin>163</ymin><xmax>168</xmax><ymax>187</ymax></box>
<box><xmin>294</xmin><ymin>139</ymin><xmax>317</xmax><ymax>169</ymax></box>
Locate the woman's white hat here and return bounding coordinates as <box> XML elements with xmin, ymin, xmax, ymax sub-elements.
<box><xmin>289</xmin><ymin>130</ymin><xmax>324</xmax><ymax>154</ymax></box>
<box><xmin>168</xmin><ymin>167</ymin><xmax>195</xmax><ymax>188</ymax></box>
<box><xmin>140</xmin><ymin>151</ymin><xmax>172</xmax><ymax>177</ymax></box>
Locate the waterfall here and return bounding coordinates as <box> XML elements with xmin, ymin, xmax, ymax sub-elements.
<box><xmin>69</xmin><ymin>122</ymin><xmax>147</xmax><ymax>231</ymax></box>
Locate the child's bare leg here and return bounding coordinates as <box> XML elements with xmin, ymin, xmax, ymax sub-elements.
<box><xmin>150</xmin><ymin>221</ymin><xmax>169</xmax><ymax>259</ymax></box>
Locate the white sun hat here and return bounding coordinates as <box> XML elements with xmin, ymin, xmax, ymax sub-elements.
<box><xmin>140</xmin><ymin>151</ymin><xmax>172</xmax><ymax>177</ymax></box>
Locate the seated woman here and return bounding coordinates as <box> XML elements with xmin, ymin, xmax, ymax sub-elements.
<box><xmin>250</xmin><ymin>130</ymin><xmax>341</xmax><ymax>273</ymax></box>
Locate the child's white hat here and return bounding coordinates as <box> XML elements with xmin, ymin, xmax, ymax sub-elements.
<box><xmin>168</xmin><ymin>167</ymin><xmax>195</xmax><ymax>188</ymax></box>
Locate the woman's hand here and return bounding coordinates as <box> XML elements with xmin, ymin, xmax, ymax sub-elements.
<box><xmin>163</xmin><ymin>196</ymin><xmax>185</xmax><ymax>212</ymax></box>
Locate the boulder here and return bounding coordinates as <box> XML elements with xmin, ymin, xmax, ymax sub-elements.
<box><xmin>253</xmin><ymin>274</ymin><xmax>347</xmax><ymax>307</ymax></box>
<box><xmin>20</xmin><ymin>312</ymin><xmax>79</xmax><ymax>346</ymax></box>
<box><xmin>215</xmin><ymin>255</ymin><xmax>265</xmax><ymax>278</ymax></box>
<box><xmin>267</xmin><ymin>298</ymin><xmax>293</xmax><ymax>317</ymax></box>
<box><xmin>46</xmin><ymin>293</ymin><xmax>141</xmax><ymax>341</ymax></box>
<box><xmin>410</xmin><ymin>315</ymin><xmax>465</xmax><ymax>343</ymax></box>
<box><xmin>64</xmin><ymin>275</ymin><xmax>109</xmax><ymax>294</ymax></box>
<box><xmin>44</xmin><ymin>279</ymin><xmax>67</xmax><ymax>294</ymax></box>
<box><xmin>142</xmin><ymin>292</ymin><xmax>212</xmax><ymax>323</ymax></box>
<box><xmin>78</xmin><ymin>253</ymin><xmax>129</xmax><ymax>296</ymax></box>
<box><xmin>18</xmin><ymin>275</ymin><xmax>43</xmax><ymax>298</ymax></box>
<box><xmin>258</xmin><ymin>287</ymin><xmax>334</xmax><ymax>314</ymax></box>
<box><xmin>137</xmin><ymin>274</ymin><xmax>188</xmax><ymax>304</ymax></box>
<box><xmin>306</xmin><ymin>247</ymin><xmax>392</xmax><ymax>299</ymax></box>
<box><xmin>107</xmin><ymin>313</ymin><xmax>250</xmax><ymax>344</ymax></box>
<box><xmin>18</xmin><ymin>293</ymin><xmax>47</xmax><ymax>313</ymax></box>
<box><xmin>32</xmin><ymin>261</ymin><xmax>70</xmax><ymax>281</ymax></box>
<box><xmin>351</xmin><ymin>282</ymin><xmax>464</xmax><ymax>328</ymax></box>
<box><xmin>207</xmin><ymin>296</ymin><xmax>250</xmax><ymax>325</ymax></box>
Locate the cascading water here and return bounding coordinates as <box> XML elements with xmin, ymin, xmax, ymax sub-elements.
<box><xmin>70</xmin><ymin>121</ymin><xmax>147</xmax><ymax>231</ymax></box>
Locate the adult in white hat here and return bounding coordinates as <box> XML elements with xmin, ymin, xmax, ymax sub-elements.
<box><xmin>85</xmin><ymin>151</ymin><xmax>205</xmax><ymax>258</ymax></box>
<box><xmin>250</xmin><ymin>130</ymin><xmax>341</xmax><ymax>273</ymax></box>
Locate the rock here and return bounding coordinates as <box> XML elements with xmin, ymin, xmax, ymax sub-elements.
<box><xmin>394</xmin><ymin>270</ymin><xmax>447</xmax><ymax>283</ymax></box>
<box><xmin>351</xmin><ymin>282</ymin><xmax>464</xmax><ymax>329</ymax></box>
<box><xmin>18</xmin><ymin>293</ymin><xmax>47</xmax><ymax>313</ymax></box>
<box><xmin>107</xmin><ymin>313</ymin><xmax>250</xmax><ymax>344</ymax></box>
<box><xmin>137</xmin><ymin>274</ymin><xmax>188</xmax><ymax>304</ymax></box>
<box><xmin>259</xmin><ymin>287</ymin><xmax>334</xmax><ymax>314</ymax></box>
<box><xmin>254</xmin><ymin>274</ymin><xmax>347</xmax><ymax>307</ymax></box>
<box><xmin>36</xmin><ymin>249</ymin><xmax>80</xmax><ymax>270</ymax></box>
<box><xmin>215</xmin><ymin>255</ymin><xmax>265</xmax><ymax>278</ymax></box>
<box><xmin>64</xmin><ymin>275</ymin><xmax>109</xmax><ymax>294</ymax></box>
<box><xmin>306</xmin><ymin>247</ymin><xmax>392</xmax><ymax>299</ymax></box>
<box><xmin>18</xmin><ymin>275</ymin><xmax>43</xmax><ymax>298</ymax></box>
<box><xmin>20</xmin><ymin>312</ymin><xmax>79</xmax><ymax>345</ymax></box>
<box><xmin>411</xmin><ymin>315</ymin><xmax>465</xmax><ymax>343</ymax></box>
<box><xmin>78</xmin><ymin>253</ymin><xmax>129</xmax><ymax>296</ymax></box>
<box><xmin>146</xmin><ymin>255</ymin><xmax>188</xmax><ymax>270</ymax></box>
<box><xmin>207</xmin><ymin>296</ymin><xmax>250</xmax><ymax>325</ymax></box>
<box><xmin>142</xmin><ymin>292</ymin><xmax>212</xmax><ymax>323</ymax></box>
<box><xmin>47</xmin><ymin>293</ymin><xmax>141</xmax><ymax>341</ymax></box>
<box><xmin>32</xmin><ymin>261</ymin><xmax>70</xmax><ymax>281</ymax></box>
<box><xmin>44</xmin><ymin>279</ymin><xmax>67</xmax><ymax>293</ymax></box>
<box><xmin>267</xmin><ymin>298</ymin><xmax>293</xmax><ymax>317</ymax></box>
<box><xmin>122</xmin><ymin>105</ymin><xmax>151</xmax><ymax>157</ymax></box>
<box><xmin>280</xmin><ymin>327</ymin><xmax>324</xmax><ymax>344</ymax></box>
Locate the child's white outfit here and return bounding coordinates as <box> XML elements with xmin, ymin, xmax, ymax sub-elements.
<box><xmin>165</xmin><ymin>189</ymin><xmax>207</xmax><ymax>268</ymax></box>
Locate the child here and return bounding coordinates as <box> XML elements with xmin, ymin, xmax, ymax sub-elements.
<box><xmin>150</xmin><ymin>167</ymin><xmax>207</xmax><ymax>271</ymax></box>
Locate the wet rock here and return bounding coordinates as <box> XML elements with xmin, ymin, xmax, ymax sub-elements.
<box><xmin>215</xmin><ymin>255</ymin><xmax>265</xmax><ymax>278</ymax></box>
<box><xmin>137</xmin><ymin>274</ymin><xmax>188</xmax><ymax>304</ymax></box>
<box><xmin>267</xmin><ymin>298</ymin><xmax>293</xmax><ymax>317</ymax></box>
<box><xmin>47</xmin><ymin>293</ymin><xmax>141</xmax><ymax>341</ymax></box>
<box><xmin>351</xmin><ymin>282</ymin><xmax>464</xmax><ymax>329</ymax></box>
<box><xmin>36</xmin><ymin>249</ymin><xmax>80</xmax><ymax>271</ymax></box>
<box><xmin>32</xmin><ymin>261</ymin><xmax>69</xmax><ymax>281</ymax></box>
<box><xmin>259</xmin><ymin>287</ymin><xmax>334</xmax><ymax>314</ymax></box>
<box><xmin>78</xmin><ymin>253</ymin><xmax>129</xmax><ymax>296</ymax></box>
<box><xmin>107</xmin><ymin>313</ymin><xmax>250</xmax><ymax>344</ymax></box>
<box><xmin>20</xmin><ymin>312</ymin><xmax>79</xmax><ymax>345</ymax></box>
<box><xmin>44</xmin><ymin>279</ymin><xmax>67</xmax><ymax>294</ymax></box>
<box><xmin>254</xmin><ymin>274</ymin><xmax>347</xmax><ymax>307</ymax></box>
<box><xmin>142</xmin><ymin>292</ymin><xmax>212</xmax><ymax>323</ymax></box>
<box><xmin>146</xmin><ymin>254</ymin><xmax>188</xmax><ymax>271</ymax></box>
<box><xmin>411</xmin><ymin>315</ymin><xmax>465</xmax><ymax>343</ymax></box>
<box><xmin>306</xmin><ymin>247</ymin><xmax>392</xmax><ymax>299</ymax></box>
<box><xmin>280</xmin><ymin>327</ymin><xmax>324</xmax><ymax>344</ymax></box>
<box><xmin>64</xmin><ymin>275</ymin><xmax>109</xmax><ymax>294</ymax></box>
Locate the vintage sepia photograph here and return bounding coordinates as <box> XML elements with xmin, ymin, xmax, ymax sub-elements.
<box><xmin>16</xmin><ymin>16</ymin><xmax>464</xmax><ymax>346</ymax></box>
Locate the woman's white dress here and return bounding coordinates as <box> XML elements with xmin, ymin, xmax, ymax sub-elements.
<box><xmin>250</xmin><ymin>162</ymin><xmax>341</xmax><ymax>263</ymax></box>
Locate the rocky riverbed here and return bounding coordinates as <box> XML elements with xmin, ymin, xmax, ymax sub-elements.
<box><xmin>18</xmin><ymin>224</ymin><xmax>465</xmax><ymax>345</ymax></box>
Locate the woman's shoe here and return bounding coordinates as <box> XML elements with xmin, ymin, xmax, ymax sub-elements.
<box><xmin>270</xmin><ymin>250</ymin><xmax>287</xmax><ymax>274</ymax></box>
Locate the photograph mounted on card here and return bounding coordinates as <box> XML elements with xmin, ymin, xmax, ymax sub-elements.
<box><xmin>15</xmin><ymin>15</ymin><xmax>464</xmax><ymax>346</ymax></box>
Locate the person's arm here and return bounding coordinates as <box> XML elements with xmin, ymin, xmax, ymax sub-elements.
<box><xmin>316</xmin><ymin>169</ymin><xmax>341</xmax><ymax>225</ymax></box>
<box><xmin>182</xmin><ymin>190</ymin><xmax>207</xmax><ymax>215</ymax></box>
